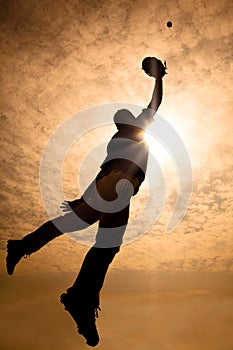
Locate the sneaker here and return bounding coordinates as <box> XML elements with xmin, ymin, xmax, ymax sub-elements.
<box><xmin>60</xmin><ymin>292</ymin><xmax>100</xmax><ymax>347</ymax></box>
<box><xmin>6</xmin><ymin>240</ymin><xmax>25</xmax><ymax>275</ymax></box>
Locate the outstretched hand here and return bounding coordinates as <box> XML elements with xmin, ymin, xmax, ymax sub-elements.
<box><xmin>60</xmin><ymin>200</ymin><xmax>72</xmax><ymax>212</ymax></box>
<box><xmin>60</xmin><ymin>198</ymin><xmax>82</xmax><ymax>212</ymax></box>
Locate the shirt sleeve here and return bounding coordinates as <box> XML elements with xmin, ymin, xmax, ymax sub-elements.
<box><xmin>135</xmin><ymin>108</ymin><xmax>155</xmax><ymax>128</ymax></box>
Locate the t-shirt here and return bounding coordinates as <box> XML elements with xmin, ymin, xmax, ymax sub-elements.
<box><xmin>100</xmin><ymin>108</ymin><xmax>155</xmax><ymax>194</ymax></box>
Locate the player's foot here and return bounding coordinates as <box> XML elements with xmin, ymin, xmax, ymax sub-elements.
<box><xmin>6</xmin><ymin>240</ymin><xmax>25</xmax><ymax>275</ymax></box>
<box><xmin>60</xmin><ymin>292</ymin><xmax>100</xmax><ymax>347</ymax></box>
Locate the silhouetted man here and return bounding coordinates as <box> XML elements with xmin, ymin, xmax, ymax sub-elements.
<box><xmin>6</xmin><ymin>57</ymin><xmax>166</xmax><ymax>347</ymax></box>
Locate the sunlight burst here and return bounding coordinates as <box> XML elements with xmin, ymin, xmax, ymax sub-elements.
<box><xmin>144</xmin><ymin>131</ymin><xmax>170</xmax><ymax>165</ymax></box>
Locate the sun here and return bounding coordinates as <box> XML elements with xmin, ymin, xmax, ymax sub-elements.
<box><xmin>144</xmin><ymin>130</ymin><xmax>170</xmax><ymax>165</ymax></box>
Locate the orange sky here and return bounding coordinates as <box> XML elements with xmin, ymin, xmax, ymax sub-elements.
<box><xmin>1</xmin><ymin>1</ymin><xmax>233</xmax><ymax>350</ymax></box>
<box><xmin>0</xmin><ymin>0</ymin><xmax>233</xmax><ymax>275</ymax></box>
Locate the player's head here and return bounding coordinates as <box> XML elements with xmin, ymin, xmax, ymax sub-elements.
<box><xmin>114</xmin><ymin>109</ymin><xmax>136</xmax><ymax>129</ymax></box>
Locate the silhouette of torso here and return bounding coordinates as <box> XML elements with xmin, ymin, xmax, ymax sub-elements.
<box><xmin>100</xmin><ymin>108</ymin><xmax>154</xmax><ymax>194</ymax></box>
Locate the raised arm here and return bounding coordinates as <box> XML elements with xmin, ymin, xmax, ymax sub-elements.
<box><xmin>136</xmin><ymin>58</ymin><xmax>167</xmax><ymax>125</ymax></box>
<box><xmin>147</xmin><ymin>77</ymin><xmax>163</xmax><ymax>112</ymax></box>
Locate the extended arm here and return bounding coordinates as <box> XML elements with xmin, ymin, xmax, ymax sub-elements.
<box><xmin>147</xmin><ymin>77</ymin><xmax>163</xmax><ymax>112</ymax></box>
<box><xmin>136</xmin><ymin>57</ymin><xmax>166</xmax><ymax>125</ymax></box>
<box><xmin>136</xmin><ymin>76</ymin><xmax>164</xmax><ymax>126</ymax></box>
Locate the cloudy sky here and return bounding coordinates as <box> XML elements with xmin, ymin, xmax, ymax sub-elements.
<box><xmin>0</xmin><ymin>0</ymin><xmax>233</xmax><ymax>349</ymax></box>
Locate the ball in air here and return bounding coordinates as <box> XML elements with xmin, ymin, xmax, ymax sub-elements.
<box><xmin>167</xmin><ymin>21</ymin><xmax>172</xmax><ymax>28</ymax></box>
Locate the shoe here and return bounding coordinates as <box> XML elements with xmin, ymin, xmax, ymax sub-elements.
<box><xmin>6</xmin><ymin>240</ymin><xmax>25</xmax><ymax>275</ymax></box>
<box><xmin>60</xmin><ymin>292</ymin><xmax>100</xmax><ymax>347</ymax></box>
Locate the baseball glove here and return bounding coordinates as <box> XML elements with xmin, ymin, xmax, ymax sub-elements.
<box><xmin>142</xmin><ymin>57</ymin><xmax>167</xmax><ymax>79</ymax></box>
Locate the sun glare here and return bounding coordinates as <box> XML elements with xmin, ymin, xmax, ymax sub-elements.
<box><xmin>144</xmin><ymin>131</ymin><xmax>170</xmax><ymax>165</ymax></box>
